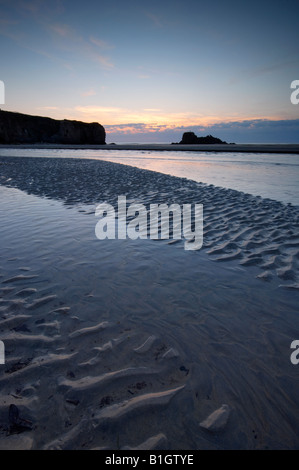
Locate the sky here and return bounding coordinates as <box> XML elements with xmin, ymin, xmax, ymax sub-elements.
<box><xmin>0</xmin><ymin>0</ymin><xmax>299</xmax><ymax>143</ymax></box>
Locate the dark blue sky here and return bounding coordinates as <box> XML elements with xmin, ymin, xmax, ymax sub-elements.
<box><xmin>0</xmin><ymin>0</ymin><xmax>298</xmax><ymax>142</ymax></box>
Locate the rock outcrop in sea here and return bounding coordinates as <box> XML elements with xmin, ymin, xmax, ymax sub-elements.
<box><xmin>0</xmin><ymin>110</ymin><xmax>106</xmax><ymax>145</ymax></box>
<box><xmin>176</xmin><ymin>131</ymin><xmax>229</xmax><ymax>145</ymax></box>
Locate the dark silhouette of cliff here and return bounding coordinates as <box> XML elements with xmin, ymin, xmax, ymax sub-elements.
<box><xmin>176</xmin><ymin>132</ymin><xmax>229</xmax><ymax>145</ymax></box>
<box><xmin>0</xmin><ymin>110</ymin><xmax>106</xmax><ymax>144</ymax></box>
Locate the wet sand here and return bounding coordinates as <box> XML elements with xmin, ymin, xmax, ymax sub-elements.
<box><xmin>1</xmin><ymin>143</ymin><xmax>299</xmax><ymax>154</ymax></box>
<box><xmin>0</xmin><ymin>156</ymin><xmax>299</xmax><ymax>450</ymax></box>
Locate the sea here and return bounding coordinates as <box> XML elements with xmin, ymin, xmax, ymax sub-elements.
<box><xmin>0</xmin><ymin>147</ymin><xmax>298</xmax><ymax>206</ymax></box>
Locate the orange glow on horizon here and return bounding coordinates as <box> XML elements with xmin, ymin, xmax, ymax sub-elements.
<box><xmin>18</xmin><ymin>104</ymin><xmax>289</xmax><ymax>136</ymax></box>
<box><xmin>67</xmin><ymin>106</ymin><xmax>285</xmax><ymax>134</ymax></box>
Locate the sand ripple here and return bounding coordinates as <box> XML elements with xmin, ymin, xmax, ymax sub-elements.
<box><xmin>0</xmin><ymin>156</ymin><xmax>298</xmax><ymax>285</ymax></box>
<box><xmin>0</xmin><ymin>264</ymin><xmax>190</xmax><ymax>449</ymax></box>
<box><xmin>0</xmin><ymin>156</ymin><xmax>299</xmax><ymax>449</ymax></box>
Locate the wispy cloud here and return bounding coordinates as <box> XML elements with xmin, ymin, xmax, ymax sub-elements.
<box><xmin>91</xmin><ymin>53</ymin><xmax>114</xmax><ymax>69</ymax></box>
<box><xmin>230</xmin><ymin>58</ymin><xmax>299</xmax><ymax>84</ymax></box>
<box><xmin>0</xmin><ymin>3</ymin><xmax>115</xmax><ymax>71</ymax></box>
<box><xmin>0</xmin><ymin>18</ymin><xmax>18</xmax><ymax>26</ymax></box>
<box><xmin>18</xmin><ymin>0</ymin><xmax>45</xmax><ymax>15</ymax></box>
<box><xmin>47</xmin><ymin>23</ymin><xmax>115</xmax><ymax>69</ymax></box>
<box><xmin>75</xmin><ymin>106</ymin><xmax>125</xmax><ymax>117</ymax></box>
<box><xmin>0</xmin><ymin>14</ymin><xmax>66</xmax><ymax>63</ymax></box>
<box><xmin>49</xmin><ymin>22</ymin><xmax>78</xmax><ymax>38</ymax></box>
<box><xmin>36</xmin><ymin>106</ymin><xmax>58</xmax><ymax>110</ymax></box>
<box><xmin>0</xmin><ymin>16</ymin><xmax>24</xmax><ymax>41</ymax></box>
<box><xmin>73</xmin><ymin>105</ymin><xmax>247</xmax><ymax>128</ymax></box>
<box><xmin>18</xmin><ymin>0</ymin><xmax>65</xmax><ymax>18</ymax></box>
<box><xmin>145</xmin><ymin>12</ymin><xmax>163</xmax><ymax>28</ymax></box>
<box><xmin>81</xmin><ymin>89</ymin><xmax>97</xmax><ymax>97</ymax></box>
<box><xmin>89</xmin><ymin>36</ymin><xmax>114</xmax><ymax>50</ymax></box>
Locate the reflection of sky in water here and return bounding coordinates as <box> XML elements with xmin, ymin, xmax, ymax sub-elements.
<box><xmin>0</xmin><ymin>149</ymin><xmax>298</xmax><ymax>206</ymax></box>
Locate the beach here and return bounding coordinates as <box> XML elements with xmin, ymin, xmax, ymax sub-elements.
<box><xmin>1</xmin><ymin>143</ymin><xmax>299</xmax><ymax>153</ymax></box>
<box><xmin>0</xmin><ymin>155</ymin><xmax>299</xmax><ymax>450</ymax></box>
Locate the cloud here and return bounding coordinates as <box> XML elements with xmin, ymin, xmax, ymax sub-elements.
<box><xmin>76</xmin><ymin>106</ymin><xmax>125</xmax><ymax>115</ymax></box>
<box><xmin>145</xmin><ymin>12</ymin><xmax>163</xmax><ymax>28</ymax></box>
<box><xmin>104</xmin><ymin>119</ymin><xmax>299</xmax><ymax>144</ymax></box>
<box><xmin>74</xmin><ymin>105</ymin><xmax>221</xmax><ymax>127</ymax></box>
<box><xmin>0</xmin><ymin>18</ymin><xmax>18</xmax><ymax>26</ymax></box>
<box><xmin>68</xmin><ymin>104</ymin><xmax>299</xmax><ymax>143</ymax></box>
<box><xmin>92</xmin><ymin>53</ymin><xmax>114</xmax><ymax>69</ymax></box>
<box><xmin>49</xmin><ymin>22</ymin><xmax>77</xmax><ymax>38</ymax></box>
<box><xmin>17</xmin><ymin>0</ymin><xmax>64</xmax><ymax>18</ymax></box>
<box><xmin>0</xmin><ymin>3</ymin><xmax>115</xmax><ymax>71</ymax></box>
<box><xmin>18</xmin><ymin>0</ymin><xmax>44</xmax><ymax>15</ymax></box>
<box><xmin>47</xmin><ymin>22</ymin><xmax>115</xmax><ymax>68</ymax></box>
<box><xmin>0</xmin><ymin>15</ymin><xmax>24</xmax><ymax>41</ymax></box>
<box><xmin>230</xmin><ymin>58</ymin><xmax>299</xmax><ymax>84</ymax></box>
<box><xmin>81</xmin><ymin>89</ymin><xmax>97</xmax><ymax>97</ymax></box>
<box><xmin>36</xmin><ymin>106</ymin><xmax>58</xmax><ymax>110</ymax></box>
<box><xmin>34</xmin><ymin>101</ymin><xmax>299</xmax><ymax>143</ymax></box>
<box><xmin>89</xmin><ymin>36</ymin><xmax>114</xmax><ymax>50</ymax></box>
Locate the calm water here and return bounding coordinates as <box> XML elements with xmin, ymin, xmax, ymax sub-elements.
<box><xmin>0</xmin><ymin>148</ymin><xmax>298</xmax><ymax>206</ymax></box>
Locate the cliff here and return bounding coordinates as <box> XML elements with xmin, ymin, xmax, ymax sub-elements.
<box><xmin>0</xmin><ymin>110</ymin><xmax>106</xmax><ymax>145</ymax></box>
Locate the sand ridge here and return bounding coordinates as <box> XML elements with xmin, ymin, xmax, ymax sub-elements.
<box><xmin>0</xmin><ymin>156</ymin><xmax>298</xmax><ymax>287</ymax></box>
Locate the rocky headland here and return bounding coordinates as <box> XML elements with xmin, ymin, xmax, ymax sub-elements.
<box><xmin>0</xmin><ymin>110</ymin><xmax>106</xmax><ymax>145</ymax></box>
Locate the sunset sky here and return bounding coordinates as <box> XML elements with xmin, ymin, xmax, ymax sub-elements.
<box><xmin>0</xmin><ymin>0</ymin><xmax>298</xmax><ymax>142</ymax></box>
